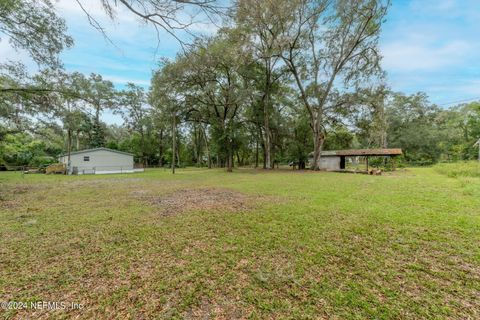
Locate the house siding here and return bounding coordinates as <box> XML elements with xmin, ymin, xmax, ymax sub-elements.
<box><xmin>319</xmin><ymin>156</ymin><xmax>341</xmax><ymax>171</ymax></box>
<box><xmin>307</xmin><ymin>155</ymin><xmax>341</xmax><ymax>170</ymax></box>
<box><xmin>59</xmin><ymin>149</ymin><xmax>134</xmax><ymax>174</ymax></box>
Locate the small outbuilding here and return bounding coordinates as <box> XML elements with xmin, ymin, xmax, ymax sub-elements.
<box><xmin>309</xmin><ymin>148</ymin><xmax>403</xmax><ymax>171</ymax></box>
<box><xmin>58</xmin><ymin>147</ymin><xmax>142</xmax><ymax>175</ymax></box>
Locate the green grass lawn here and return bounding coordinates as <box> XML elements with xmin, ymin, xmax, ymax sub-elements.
<box><xmin>1</xmin><ymin>167</ymin><xmax>479</xmax><ymax>319</ymax></box>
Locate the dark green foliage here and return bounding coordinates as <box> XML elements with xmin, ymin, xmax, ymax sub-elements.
<box><xmin>386</xmin><ymin>93</ymin><xmax>442</xmax><ymax>163</ymax></box>
<box><xmin>324</xmin><ymin>126</ymin><xmax>355</xmax><ymax>151</ymax></box>
<box><xmin>0</xmin><ymin>131</ymin><xmax>62</xmax><ymax>166</ymax></box>
<box><xmin>90</xmin><ymin>121</ymin><xmax>107</xmax><ymax>148</ymax></box>
<box><xmin>286</xmin><ymin>110</ymin><xmax>312</xmax><ymax>167</ymax></box>
<box><xmin>0</xmin><ymin>0</ymin><xmax>478</xmax><ymax>170</ymax></box>
<box><xmin>0</xmin><ymin>0</ymin><xmax>73</xmax><ymax>67</ymax></box>
<box><xmin>385</xmin><ymin>94</ymin><xmax>480</xmax><ymax>164</ymax></box>
<box><xmin>29</xmin><ymin>155</ymin><xmax>56</xmax><ymax>167</ymax></box>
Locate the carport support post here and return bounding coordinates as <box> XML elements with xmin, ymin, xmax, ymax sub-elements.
<box><xmin>392</xmin><ymin>156</ymin><xmax>396</xmax><ymax>171</ymax></box>
<box><xmin>365</xmin><ymin>156</ymin><xmax>369</xmax><ymax>173</ymax></box>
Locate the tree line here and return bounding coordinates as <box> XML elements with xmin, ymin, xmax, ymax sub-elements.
<box><xmin>1</xmin><ymin>0</ymin><xmax>479</xmax><ymax>170</ymax></box>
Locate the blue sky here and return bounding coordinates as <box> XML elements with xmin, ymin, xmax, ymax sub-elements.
<box><xmin>2</xmin><ymin>0</ymin><xmax>480</xmax><ymax>123</ymax></box>
<box><xmin>381</xmin><ymin>0</ymin><xmax>480</xmax><ymax>107</ymax></box>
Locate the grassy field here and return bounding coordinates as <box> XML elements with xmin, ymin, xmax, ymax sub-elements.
<box><xmin>1</xmin><ymin>166</ymin><xmax>479</xmax><ymax>319</ymax></box>
<box><xmin>434</xmin><ymin>161</ymin><xmax>480</xmax><ymax>178</ymax></box>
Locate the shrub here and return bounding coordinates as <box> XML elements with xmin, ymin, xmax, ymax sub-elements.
<box><xmin>29</xmin><ymin>156</ymin><xmax>56</xmax><ymax>167</ymax></box>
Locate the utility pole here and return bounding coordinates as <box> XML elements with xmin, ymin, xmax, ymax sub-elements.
<box><xmin>67</xmin><ymin>129</ymin><xmax>72</xmax><ymax>175</ymax></box>
<box><xmin>474</xmin><ymin>138</ymin><xmax>480</xmax><ymax>161</ymax></box>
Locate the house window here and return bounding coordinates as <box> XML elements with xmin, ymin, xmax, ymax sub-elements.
<box><xmin>84</xmin><ymin>156</ymin><xmax>90</xmax><ymax>161</ymax></box>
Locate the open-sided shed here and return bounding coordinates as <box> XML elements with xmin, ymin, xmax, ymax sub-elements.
<box><xmin>311</xmin><ymin>148</ymin><xmax>403</xmax><ymax>171</ymax></box>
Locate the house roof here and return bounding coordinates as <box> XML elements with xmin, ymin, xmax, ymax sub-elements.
<box><xmin>320</xmin><ymin>148</ymin><xmax>403</xmax><ymax>157</ymax></box>
<box><xmin>59</xmin><ymin>147</ymin><xmax>134</xmax><ymax>157</ymax></box>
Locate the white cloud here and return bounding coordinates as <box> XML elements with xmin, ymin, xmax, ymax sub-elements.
<box><xmin>381</xmin><ymin>37</ymin><xmax>472</xmax><ymax>72</ymax></box>
<box><xmin>453</xmin><ymin>80</ymin><xmax>480</xmax><ymax>96</ymax></box>
<box><xmin>428</xmin><ymin>80</ymin><xmax>480</xmax><ymax>106</ymax></box>
<box><xmin>409</xmin><ymin>0</ymin><xmax>480</xmax><ymax>20</ymax></box>
<box><xmin>0</xmin><ymin>38</ymin><xmax>23</xmax><ymax>60</ymax></box>
<box><xmin>380</xmin><ymin>0</ymin><xmax>480</xmax><ymax>104</ymax></box>
<box><xmin>0</xmin><ymin>36</ymin><xmax>39</xmax><ymax>72</ymax></box>
<box><xmin>409</xmin><ymin>0</ymin><xmax>455</xmax><ymax>13</ymax></box>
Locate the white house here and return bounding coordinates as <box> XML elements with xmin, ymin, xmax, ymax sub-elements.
<box><xmin>58</xmin><ymin>147</ymin><xmax>143</xmax><ymax>175</ymax></box>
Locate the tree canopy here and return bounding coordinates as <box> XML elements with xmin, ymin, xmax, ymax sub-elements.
<box><xmin>1</xmin><ymin>0</ymin><xmax>479</xmax><ymax>170</ymax></box>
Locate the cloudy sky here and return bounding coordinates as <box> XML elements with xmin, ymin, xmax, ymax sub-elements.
<box><xmin>2</xmin><ymin>0</ymin><xmax>480</xmax><ymax>114</ymax></box>
<box><xmin>381</xmin><ymin>0</ymin><xmax>480</xmax><ymax>107</ymax></box>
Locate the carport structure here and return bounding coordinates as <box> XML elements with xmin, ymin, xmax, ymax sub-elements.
<box><xmin>318</xmin><ymin>148</ymin><xmax>403</xmax><ymax>172</ymax></box>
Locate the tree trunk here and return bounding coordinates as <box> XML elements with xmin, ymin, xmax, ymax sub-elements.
<box><xmin>177</xmin><ymin>149</ymin><xmax>181</xmax><ymax>167</ymax></box>
<box><xmin>196</xmin><ymin>126</ymin><xmax>202</xmax><ymax>167</ymax></box>
<box><xmin>158</xmin><ymin>129</ymin><xmax>163</xmax><ymax>167</ymax></box>
<box><xmin>380</xmin><ymin>122</ymin><xmax>387</xmax><ymax>149</ymax></box>
<box><xmin>67</xmin><ymin>129</ymin><xmax>72</xmax><ymax>175</ymax></box>
<box><xmin>197</xmin><ymin>153</ymin><xmax>201</xmax><ymax>167</ymax></box>
<box><xmin>236</xmin><ymin>151</ymin><xmax>241</xmax><ymax>167</ymax></box>
<box><xmin>140</xmin><ymin>130</ymin><xmax>146</xmax><ymax>166</ymax></box>
<box><xmin>201</xmin><ymin>125</ymin><xmax>211</xmax><ymax>169</ymax></box>
<box><xmin>264</xmin><ymin>119</ymin><xmax>271</xmax><ymax>169</ymax></box>
<box><xmin>204</xmin><ymin>136</ymin><xmax>212</xmax><ymax>169</ymax></box>
<box><xmin>255</xmin><ymin>137</ymin><xmax>259</xmax><ymax>168</ymax></box>
<box><xmin>263</xmin><ymin>58</ymin><xmax>273</xmax><ymax>169</ymax></box>
<box><xmin>207</xmin><ymin>153</ymin><xmax>212</xmax><ymax>169</ymax></box>
<box><xmin>380</xmin><ymin>128</ymin><xmax>387</xmax><ymax>166</ymax></box>
<box><xmin>76</xmin><ymin>130</ymin><xmax>80</xmax><ymax>150</ymax></box>
<box><xmin>311</xmin><ymin>126</ymin><xmax>325</xmax><ymax>171</ymax></box>
<box><xmin>263</xmin><ymin>98</ymin><xmax>272</xmax><ymax>169</ymax></box>
<box><xmin>171</xmin><ymin>115</ymin><xmax>176</xmax><ymax>174</ymax></box>
<box><xmin>262</xmin><ymin>147</ymin><xmax>267</xmax><ymax>169</ymax></box>
<box><xmin>95</xmin><ymin>105</ymin><xmax>100</xmax><ymax>124</ymax></box>
<box><xmin>227</xmin><ymin>145</ymin><xmax>233</xmax><ymax>172</ymax></box>
<box><xmin>193</xmin><ymin>122</ymin><xmax>201</xmax><ymax>167</ymax></box>
<box><xmin>270</xmin><ymin>137</ymin><xmax>275</xmax><ymax>169</ymax></box>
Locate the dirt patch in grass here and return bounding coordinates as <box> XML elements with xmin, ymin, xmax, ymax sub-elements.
<box><xmin>0</xmin><ymin>198</ymin><xmax>19</xmax><ymax>210</ymax></box>
<box><xmin>62</xmin><ymin>178</ymin><xmax>145</xmax><ymax>188</ymax></box>
<box><xmin>136</xmin><ymin>188</ymin><xmax>262</xmax><ymax>215</ymax></box>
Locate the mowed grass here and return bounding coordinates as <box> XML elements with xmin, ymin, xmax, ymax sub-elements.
<box><xmin>0</xmin><ymin>167</ymin><xmax>479</xmax><ymax>319</ymax></box>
